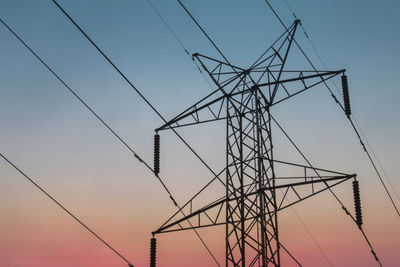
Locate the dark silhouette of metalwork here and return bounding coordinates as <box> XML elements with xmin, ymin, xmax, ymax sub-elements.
<box><xmin>353</xmin><ymin>180</ymin><xmax>363</xmax><ymax>228</ymax></box>
<box><xmin>342</xmin><ymin>74</ymin><xmax>351</xmax><ymax>117</ymax></box>
<box><xmin>1</xmin><ymin>1</ymin><xmax>390</xmax><ymax>266</ymax></box>
<box><xmin>154</xmin><ymin>134</ymin><xmax>160</xmax><ymax>175</ymax></box>
<box><xmin>150</xmin><ymin>237</ymin><xmax>157</xmax><ymax>267</ymax></box>
<box><xmin>151</xmin><ymin>19</ymin><xmax>357</xmax><ymax>267</ymax></box>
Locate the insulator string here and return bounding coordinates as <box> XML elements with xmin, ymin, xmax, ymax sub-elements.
<box><xmin>270</xmin><ymin>114</ymin><xmax>383</xmax><ymax>266</ymax></box>
<box><xmin>150</xmin><ymin>237</ymin><xmax>157</xmax><ymax>267</ymax></box>
<box><xmin>353</xmin><ymin>180</ymin><xmax>363</xmax><ymax>227</ymax></box>
<box><xmin>280</xmin><ymin>0</ymin><xmax>400</xmax><ymax>218</ymax></box>
<box><xmin>154</xmin><ymin>134</ymin><xmax>160</xmax><ymax>175</ymax></box>
<box><xmin>341</xmin><ymin>74</ymin><xmax>351</xmax><ymax>117</ymax></box>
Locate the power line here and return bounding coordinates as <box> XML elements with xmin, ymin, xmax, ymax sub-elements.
<box><xmin>0</xmin><ymin>152</ymin><xmax>135</xmax><ymax>267</ymax></box>
<box><xmin>283</xmin><ymin>0</ymin><xmax>400</xmax><ymax>206</ymax></box>
<box><xmin>175</xmin><ymin>0</ymin><xmax>232</xmax><ymax>66</ymax></box>
<box><xmin>49</xmin><ymin>1</ymin><xmax>385</xmax><ymax>265</ymax></box>
<box><xmin>51</xmin><ymin>0</ymin><xmax>226</xmax><ymax>191</ymax></box>
<box><xmin>348</xmin><ymin>116</ymin><xmax>400</xmax><ymax>217</ymax></box>
<box><xmin>264</xmin><ymin>2</ymin><xmax>389</xmax><ymax>261</ymax></box>
<box><xmin>283</xmin><ymin>195</ymin><xmax>333</xmax><ymax>266</ymax></box>
<box><xmin>174</xmin><ymin>0</ymin><xmax>247</xmax><ymax>89</ymax></box>
<box><xmin>271</xmin><ymin>115</ymin><xmax>382</xmax><ymax>267</ymax></box>
<box><xmin>0</xmin><ymin>13</ymin><xmax>220</xmax><ymax>267</ymax></box>
<box><xmin>50</xmin><ymin>1</ymin><xmax>222</xmax><ymax>265</ymax></box>
<box><xmin>147</xmin><ymin>3</ymin><xmax>301</xmax><ymax>265</ymax></box>
<box><xmin>1</xmin><ymin>4</ymin><xmax>221</xmax><ymax>265</ymax></box>
<box><xmin>144</xmin><ymin>0</ymin><xmax>217</xmax><ymax>96</ymax></box>
<box><xmin>1</xmin><ymin>1</ymin><xmax>390</xmax><ymax>265</ymax></box>
<box><xmin>145</xmin><ymin>0</ymin><xmax>189</xmax><ymax>56</ymax></box>
<box><xmin>166</xmin><ymin>1</ymin><xmax>335</xmax><ymax>265</ymax></box>
<box><xmin>353</xmin><ymin>119</ymin><xmax>400</xmax><ymax>202</ymax></box>
<box><xmin>264</xmin><ymin>0</ymin><xmax>390</xmax><ymax>254</ymax></box>
<box><xmin>54</xmin><ymin>0</ymin><xmax>389</xmax><ymax>264</ymax></box>
<box><xmin>263</xmin><ymin>0</ymin><xmax>400</xmax><ymax>219</ymax></box>
<box><xmin>147</xmin><ymin>0</ymin><xmax>341</xmax><ymax>265</ymax></box>
<box><xmin>0</xmin><ymin>16</ymin><xmax>172</xmax><ymax>200</ymax></box>
<box><xmin>291</xmin><ymin>210</ymin><xmax>332</xmax><ymax>267</ymax></box>
<box><xmin>148</xmin><ymin>2</ymin><xmax>310</xmax><ymax>265</ymax></box>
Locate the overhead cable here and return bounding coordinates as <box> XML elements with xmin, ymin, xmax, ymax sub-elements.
<box><xmin>284</xmin><ymin>0</ymin><xmax>400</xmax><ymax>207</ymax></box>
<box><xmin>8</xmin><ymin>3</ymin><xmax>220</xmax><ymax>265</ymax></box>
<box><xmin>0</xmin><ymin>151</ymin><xmax>135</xmax><ymax>267</ymax></box>
<box><xmin>148</xmin><ymin>1</ymin><xmax>341</xmax><ymax>265</ymax></box>
<box><xmin>51</xmin><ymin>0</ymin><xmax>226</xmax><ymax>192</ymax></box>
<box><xmin>168</xmin><ymin>1</ymin><xmax>335</xmax><ymax>265</ymax></box>
<box><xmin>271</xmin><ymin>115</ymin><xmax>382</xmax><ymax>266</ymax></box>
<box><xmin>265</xmin><ymin>0</ymin><xmax>400</xmax><ymax>218</ymax></box>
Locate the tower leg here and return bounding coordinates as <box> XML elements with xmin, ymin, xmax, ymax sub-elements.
<box><xmin>225</xmin><ymin>95</ymin><xmax>280</xmax><ymax>267</ymax></box>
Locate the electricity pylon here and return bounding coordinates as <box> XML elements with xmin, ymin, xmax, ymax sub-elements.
<box><xmin>152</xmin><ymin>20</ymin><xmax>356</xmax><ymax>267</ymax></box>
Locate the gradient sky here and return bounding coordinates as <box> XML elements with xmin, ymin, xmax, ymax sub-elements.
<box><xmin>1</xmin><ymin>0</ymin><xmax>399</xmax><ymax>267</ymax></box>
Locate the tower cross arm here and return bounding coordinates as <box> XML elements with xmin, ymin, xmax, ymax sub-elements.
<box><xmin>256</xmin><ymin>69</ymin><xmax>346</xmax><ymax>107</ymax></box>
<box><xmin>152</xmin><ymin>172</ymin><xmax>355</xmax><ymax>234</ymax></box>
<box><xmin>257</xmin><ymin>69</ymin><xmax>345</xmax><ymax>89</ymax></box>
<box><xmin>155</xmin><ymin>90</ymin><xmax>228</xmax><ymax>131</ymax></box>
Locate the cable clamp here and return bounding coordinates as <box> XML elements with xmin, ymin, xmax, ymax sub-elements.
<box><xmin>170</xmin><ymin>196</ymin><xmax>178</xmax><ymax>207</ymax></box>
<box><xmin>371</xmin><ymin>249</ymin><xmax>379</xmax><ymax>261</ymax></box>
<box><xmin>331</xmin><ymin>93</ymin><xmax>340</xmax><ymax>104</ymax></box>
<box><xmin>342</xmin><ymin>206</ymin><xmax>350</xmax><ymax>215</ymax></box>
<box><xmin>134</xmin><ymin>154</ymin><xmax>143</xmax><ymax>163</ymax></box>
<box><xmin>359</xmin><ymin>140</ymin><xmax>367</xmax><ymax>152</ymax></box>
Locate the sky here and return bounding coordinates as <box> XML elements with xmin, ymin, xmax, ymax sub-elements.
<box><xmin>0</xmin><ymin>0</ymin><xmax>399</xmax><ymax>266</ymax></box>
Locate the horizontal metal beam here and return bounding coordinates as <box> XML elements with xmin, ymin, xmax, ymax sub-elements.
<box><xmin>153</xmin><ymin>174</ymin><xmax>355</xmax><ymax>234</ymax></box>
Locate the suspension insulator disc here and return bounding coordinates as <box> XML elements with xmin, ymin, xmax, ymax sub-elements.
<box><xmin>150</xmin><ymin>237</ymin><xmax>157</xmax><ymax>267</ymax></box>
<box><xmin>342</xmin><ymin>75</ymin><xmax>351</xmax><ymax>117</ymax></box>
<box><xmin>154</xmin><ymin>134</ymin><xmax>160</xmax><ymax>175</ymax></box>
<box><xmin>353</xmin><ymin>180</ymin><xmax>363</xmax><ymax>227</ymax></box>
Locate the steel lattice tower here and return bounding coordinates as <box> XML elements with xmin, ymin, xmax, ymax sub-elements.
<box><xmin>153</xmin><ymin>20</ymin><xmax>356</xmax><ymax>267</ymax></box>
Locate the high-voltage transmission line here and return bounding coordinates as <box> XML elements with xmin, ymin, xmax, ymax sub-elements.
<box><xmin>151</xmin><ymin>19</ymin><xmax>361</xmax><ymax>267</ymax></box>
<box><xmin>1</xmin><ymin>1</ymin><xmax>390</xmax><ymax>266</ymax></box>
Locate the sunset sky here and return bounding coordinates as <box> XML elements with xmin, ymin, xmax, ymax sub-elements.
<box><xmin>1</xmin><ymin>0</ymin><xmax>399</xmax><ymax>266</ymax></box>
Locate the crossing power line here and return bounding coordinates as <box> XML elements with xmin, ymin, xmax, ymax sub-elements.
<box><xmin>147</xmin><ymin>0</ymin><xmax>384</xmax><ymax>266</ymax></box>
<box><xmin>1</xmin><ymin>1</ymin><xmax>396</xmax><ymax>266</ymax></box>
<box><xmin>0</xmin><ymin>151</ymin><xmax>135</xmax><ymax>267</ymax></box>
<box><xmin>263</xmin><ymin>0</ymin><xmax>399</xmax><ymax>218</ymax></box>
<box><xmin>282</xmin><ymin>0</ymin><xmax>400</xmax><ymax>216</ymax></box>
<box><xmin>1</xmin><ymin>4</ymin><xmax>220</xmax><ymax>265</ymax></box>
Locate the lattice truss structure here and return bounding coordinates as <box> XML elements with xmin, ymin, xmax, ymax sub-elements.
<box><xmin>153</xmin><ymin>20</ymin><xmax>355</xmax><ymax>267</ymax></box>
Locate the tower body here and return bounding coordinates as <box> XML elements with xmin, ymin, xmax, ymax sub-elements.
<box><xmin>153</xmin><ymin>19</ymin><xmax>354</xmax><ymax>267</ymax></box>
<box><xmin>225</xmin><ymin>89</ymin><xmax>279</xmax><ymax>266</ymax></box>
